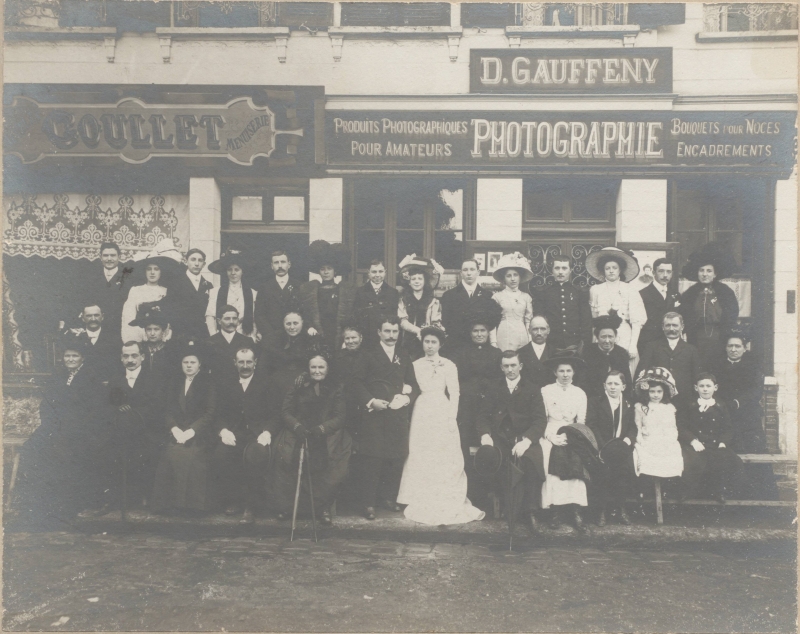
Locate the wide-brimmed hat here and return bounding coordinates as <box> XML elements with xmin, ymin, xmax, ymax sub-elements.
<box><xmin>544</xmin><ymin>345</ymin><xmax>586</xmax><ymax>371</ymax></box>
<box><xmin>128</xmin><ymin>300</ymin><xmax>170</xmax><ymax>328</ymax></box>
<box><xmin>474</xmin><ymin>444</ymin><xmax>504</xmax><ymax>477</ymax></box>
<box><xmin>398</xmin><ymin>254</ymin><xmax>444</xmax><ymax>289</ymax></box>
<box><xmin>132</xmin><ymin>237</ymin><xmax>184</xmax><ymax>274</ymax></box>
<box><xmin>308</xmin><ymin>240</ymin><xmax>352</xmax><ymax>276</ymax></box>
<box><xmin>634</xmin><ymin>367</ymin><xmax>678</xmax><ymax>398</ymax></box>
<box><xmin>592</xmin><ymin>310</ymin><xmax>623</xmax><ymax>334</ymax></box>
<box><xmin>585</xmin><ymin>247</ymin><xmax>640</xmax><ymax>283</ymax></box>
<box><xmin>208</xmin><ymin>249</ymin><xmax>251</xmax><ymax>276</ymax></box>
<box><xmin>464</xmin><ymin>300</ymin><xmax>503</xmax><ymax>333</ymax></box>
<box><xmin>681</xmin><ymin>241</ymin><xmax>737</xmax><ymax>282</ymax></box>
<box><xmin>492</xmin><ymin>252</ymin><xmax>534</xmax><ymax>284</ymax></box>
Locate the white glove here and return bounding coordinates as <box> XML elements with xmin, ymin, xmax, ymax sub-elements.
<box><xmin>388</xmin><ymin>394</ymin><xmax>410</xmax><ymax>410</ymax></box>
<box><xmin>512</xmin><ymin>437</ymin><xmax>532</xmax><ymax>457</ymax></box>
<box><xmin>481</xmin><ymin>434</ymin><xmax>494</xmax><ymax>447</ymax></box>
<box><xmin>183</xmin><ymin>428</ymin><xmax>195</xmax><ymax>443</ymax></box>
<box><xmin>171</xmin><ymin>426</ymin><xmax>183</xmax><ymax>443</ymax></box>
<box><xmin>257</xmin><ymin>431</ymin><xmax>272</xmax><ymax>446</ymax></box>
<box><xmin>718</xmin><ymin>443</ymin><xmax>726</xmax><ymax>449</ymax></box>
<box><xmin>307</xmin><ymin>327</ymin><xmax>318</xmax><ymax>336</ymax></box>
<box><xmin>623</xmin><ymin>437</ymin><xmax>632</xmax><ymax>446</ymax></box>
<box><xmin>219</xmin><ymin>428</ymin><xmax>236</xmax><ymax>446</ymax></box>
<box><xmin>691</xmin><ymin>439</ymin><xmax>705</xmax><ymax>452</ymax></box>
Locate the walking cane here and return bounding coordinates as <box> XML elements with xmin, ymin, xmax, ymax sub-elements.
<box><xmin>290</xmin><ymin>443</ymin><xmax>305</xmax><ymax>542</ymax></box>
<box><xmin>304</xmin><ymin>440</ymin><xmax>318</xmax><ymax>543</ymax></box>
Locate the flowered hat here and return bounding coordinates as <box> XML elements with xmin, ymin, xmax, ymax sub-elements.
<box><xmin>128</xmin><ymin>300</ymin><xmax>170</xmax><ymax>328</ymax></box>
<box><xmin>398</xmin><ymin>254</ymin><xmax>444</xmax><ymax>289</ymax></box>
<box><xmin>492</xmin><ymin>252</ymin><xmax>534</xmax><ymax>284</ymax></box>
<box><xmin>634</xmin><ymin>366</ymin><xmax>678</xmax><ymax>398</ymax></box>
<box><xmin>585</xmin><ymin>246</ymin><xmax>640</xmax><ymax>283</ymax></box>
<box><xmin>132</xmin><ymin>237</ymin><xmax>184</xmax><ymax>274</ymax></box>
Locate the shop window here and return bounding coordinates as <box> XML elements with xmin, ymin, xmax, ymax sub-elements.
<box><xmin>702</xmin><ymin>3</ymin><xmax>798</xmax><ymax>32</ymax></box>
<box><xmin>58</xmin><ymin>0</ymin><xmax>170</xmax><ymax>30</ymax></box>
<box><xmin>223</xmin><ymin>183</ymin><xmax>308</xmax><ymax>232</ymax></box>
<box><xmin>515</xmin><ymin>3</ymin><xmax>685</xmax><ymax>28</ymax></box>
<box><xmin>340</xmin><ymin>2</ymin><xmax>450</xmax><ymax>27</ymax></box>
<box><xmin>172</xmin><ymin>1</ymin><xmax>331</xmax><ymax>28</ymax></box>
<box><xmin>524</xmin><ymin>178</ymin><xmax>618</xmax><ymax>225</ymax></box>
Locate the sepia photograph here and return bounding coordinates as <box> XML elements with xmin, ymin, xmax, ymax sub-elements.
<box><xmin>1</xmin><ymin>0</ymin><xmax>798</xmax><ymax>632</ymax></box>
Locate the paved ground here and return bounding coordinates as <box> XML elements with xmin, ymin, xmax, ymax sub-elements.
<box><xmin>4</xmin><ymin>526</ymin><xmax>796</xmax><ymax>633</ymax></box>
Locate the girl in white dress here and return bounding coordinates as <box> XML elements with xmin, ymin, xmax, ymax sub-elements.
<box><xmin>632</xmin><ymin>367</ymin><xmax>684</xmax><ymax>479</ymax></box>
<box><xmin>539</xmin><ymin>350</ymin><xmax>589</xmax><ymax>532</ymax></box>
<box><xmin>397</xmin><ymin>327</ymin><xmax>485</xmax><ymax>525</ymax></box>
<box><xmin>586</xmin><ymin>247</ymin><xmax>647</xmax><ymax>376</ymax></box>
<box><xmin>491</xmin><ymin>252</ymin><xmax>534</xmax><ymax>352</ymax></box>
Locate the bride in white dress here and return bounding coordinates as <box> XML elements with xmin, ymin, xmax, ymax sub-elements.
<box><xmin>397</xmin><ymin>327</ymin><xmax>485</xmax><ymax>525</ymax></box>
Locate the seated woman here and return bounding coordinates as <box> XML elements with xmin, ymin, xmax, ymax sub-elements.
<box><xmin>397</xmin><ymin>255</ymin><xmax>444</xmax><ymax>361</ymax></box>
<box><xmin>261</xmin><ymin>310</ymin><xmax>320</xmax><ymax>397</ymax></box>
<box><xmin>632</xmin><ymin>367</ymin><xmax>684</xmax><ymax>504</ymax></box>
<box><xmin>580</xmin><ymin>312</ymin><xmax>632</xmax><ymax>400</ymax></box>
<box><xmin>151</xmin><ymin>342</ymin><xmax>216</xmax><ymax>514</ymax></box>
<box><xmin>273</xmin><ymin>347</ymin><xmax>352</xmax><ymax>525</ymax></box>
<box><xmin>128</xmin><ymin>300</ymin><xmax>178</xmax><ymax>386</ymax></box>
<box><xmin>678</xmin><ymin>373</ymin><xmax>745</xmax><ymax>502</ymax></box>
<box><xmin>540</xmin><ymin>348</ymin><xmax>593</xmax><ymax>532</ymax></box>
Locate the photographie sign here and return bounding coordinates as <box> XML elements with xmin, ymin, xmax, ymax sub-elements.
<box><xmin>470</xmin><ymin>48</ymin><xmax>673</xmax><ymax>94</ymax></box>
<box><xmin>326</xmin><ymin>110</ymin><xmax>796</xmax><ymax>174</ymax></box>
<box><xmin>5</xmin><ymin>96</ymin><xmax>304</xmax><ymax>165</ymax></box>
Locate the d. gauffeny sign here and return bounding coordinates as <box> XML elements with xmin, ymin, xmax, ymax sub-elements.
<box><xmin>5</xmin><ymin>96</ymin><xmax>304</xmax><ymax>165</ymax></box>
<box><xmin>470</xmin><ymin>48</ymin><xmax>673</xmax><ymax>94</ymax></box>
<box><xmin>326</xmin><ymin>111</ymin><xmax>796</xmax><ymax>174</ymax></box>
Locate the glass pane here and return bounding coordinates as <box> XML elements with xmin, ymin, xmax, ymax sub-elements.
<box><xmin>571</xmin><ymin>195</ymin><xmax>610</xmax><ymax>221</ymax></box>
<box><xmin>231</xmin><ymin>196</ymin><xmax>263</xmax><ymax>222</ymax></box>
<box><xmin>435</xmin><ymin>231</ymin><xmax>464</xmax><ymax>270</ymax></box>
<box><xmin>396</xmin><ymin>203</ymin><xmax>425</xmax><ymax>229</ymax></box>
<box><xmin>526</xmin><ymin>191</ymin><xmax>564</xmax><ymax>220</ymax></box>
<box><xmin>396</xmin><ymin>230</ymin><xmax>424</xmax><ymax>260</ymax></box>
<box><xmin>676</xmin><ymin>233</ymin><xmax>708</xmax><ymax>274</ymax></box>
<box><xmin>674</xmin><ymin>191</ymin><xmax>708</xmax><ymax>231</ymax></box>
<box><xmin>438</xmin><ymin>189</ymin><xmax>463</xmax><ymax>231</ymax></box>
<box><xmin>357</xmin><ymin>230</ymin><xmax>385</xmax><ymax>269</ymax></box>
<box><xmin>714</xmin><ymin>199</ymin><xmax>743</xmax><ymax>231</ymax></box>
<box><xmin>353</xmin><ymin>182</ymin><xmax>384</xmax><ymax>228</ymax></box>
<box><xmin>274</xmin><ymin>196</ymin><xmax>305</xmax><ymax>221</ymax></box>
<box><xmin>713</xmin><ymin>233</ymin><xmax>743</xmax><ymax>272</ymax></box>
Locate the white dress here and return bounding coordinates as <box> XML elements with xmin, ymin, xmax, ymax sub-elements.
<box><xmin>589</xmin><ymin>280</ymin><xmax>647</xmax><ymax>374</ymax></box>
<box><xmin>632</xmin><ymin>402</ymin><xmax>684</xmax><ymax>478</ymax></box>
<box><xmin>397</xmin><ymin>356</ymin><xmax>485</xmax><ymax>525</ymax></box>
<box><xmin>492</xmin><ymin>288</ymin><xmax>534</xmax><ymax>352</ymax></box>
<box><xmin>120</xmin><ymin>284</ymin><xmax>167</xmax><ymax>342</ymax></box>
<box><xmin>539</xmin><ymin>382</ymin><xmax>589</xmax><ymax>508</ymax></box>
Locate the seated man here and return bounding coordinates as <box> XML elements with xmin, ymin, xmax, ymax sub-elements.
<box><xmin>206</xmin><ymin>304</ymin><xmax>254</xmax><ymax>379</ymax></box>
<box><xmin>517</xmin><ymin>315</ymin><xmax>556</xmax><ymax>390</ymax></box>
<box><xmin>585</xmin><ymin>370</ymin><xmax>636</xmax><ymax>525</ymax></box>
<box><xmin>678</xmin><ymin>373</ymin><xmax>745</xmax><ymax>502</ymax></box>
<box><xmin>212</xmin><ymin>347</ymin><xmax>278</xmax><ymax>523</ymax></box>
<box><xmin>70</xmin><ymin>303</ymin><xmax>119</xmax><ymax>376</ymax></box>
<box><xmin>476</xmin><ymin>350</ymin><xmax>547</xmax><ymax>535</ymax></box>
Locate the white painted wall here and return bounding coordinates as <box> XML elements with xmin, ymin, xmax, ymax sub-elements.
<box><xmin>476</xmin><ymin>179</ymin><xmax>522</xmax><ymax>241</ymax></box>
<box><xmin>615</xmin><ymin>180</ymin><xmax>668</xmax><ymax>243</ymax></box>
<box><xmin>188</xmin><ymin>177</ymin><xmax>222</xmax><ymax>284</ymax></box>
<box><xmin>309</xmin><ymin>178</ymin><xmax>344</xmax><ymax>244</ymax></box>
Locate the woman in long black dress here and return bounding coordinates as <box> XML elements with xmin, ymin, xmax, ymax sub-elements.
<box><xmin>261</xmin><ymin>310</ymin><xmax>320</xmax><ymax>397</ymax></box>
<box><xmin>151</xmin><ymin>342</ymin><xmax>216</xmax><ymax>514</ymax></box>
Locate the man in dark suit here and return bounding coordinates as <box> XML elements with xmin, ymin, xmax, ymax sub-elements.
<box><xmin>440</xmin><ymin>258</ymin><xmax>497</xmax><ymax>352</ymax></box>
<box><xmin>206</xmin><ymin>305</ymin><xmax>254</xmax><ymax>379</ymax></box>
<box><xmin>69</xmin><ymin>303</ymin><xmax>118</xmax><ymax>376</ymax></box>
<box><xmin>517</xmin><ymin>315</ymin><xmax>555</xmax><ymax>389</ymax></box>
<box><xmin>477</xmin><ymin>350</ymin><xmax>548</xmax><ymax>534</ymax></box>
<box><xmin>638</xmin><ymin>258</ymin><xmax>680</xmax><ymax>356</ymax></box>
<box><xmin>107</xmin><ymin>341</ymin><xmax>166</xmax><ymax>508</ymax></box>
<box><xmin>170</xmin><ymin>248</ymin><xmax>214</xmax><ymax>342</ymax></box>
<box><xmin>535</xmin><ymin>255</ymin><xmax>593</xmax><ymax>351</ymax></box>
<box><xmin>351</xmin><ymin>260</ymin><xmax>401</xmax><ymax>349</ymax></box>
<box><xmin>637</xmin><ymin>311</ymin><xmax>702</xmax><ymax>409</ymax></box>
<box><xmin>585</xmin><ymin>370</ymin><xmax>636</xmax><ymax>525</ymax></box>
<box><xmin>254</xmin><ymin>250</ymin><xmax>300</xmax><ymax>338</ymax></box>
<box><xmin>75</xmin><ymin>242</ymin><xmax>132</xmax><ymax>341</ymax></box>
<box><xmin>352</xmin><ymin>315</ymin><xmax>420</xmax><ymax>519</ymax></box>
<box><xmin>212</xmin><ymin>346</ymin><xmax>279</xmax><ymax>523</ymax></box>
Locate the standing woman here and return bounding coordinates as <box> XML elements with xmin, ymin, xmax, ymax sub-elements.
<box><xmin>205</xmin><ymin>249</ymin><xmax>258</xmax><ymax>340</ymax></box>
<box><xmin>121</xmin><ymin>238</ymin><xmax>183</xmax><ymax>343</ymax></box>
<box><xmin>152</xmin><ymin>342</ymin><xmax>216</xmax><ymax>514</ymax></box>
<box><xmin>273</xmin><ymin>348</ymin><xmax>352</xmax><ymax>525</ymax></box>
<box><xmin>491</xmin><ymin>252</ymin><xmax>535</xmax><ymax>352</ymax></box>
<box><xmin>299</xmin><ymin>240</ymin><xmax>357</xmax><ymax>350</ymax></box>
<box><xmin>678</xmin><ymin>244</ymin><xmax>739</xmax><ymax>364</ymax></box>
<box><xmin>397</xmin><ymin>255</ymin><xmax>444</xmax><ymax>360</ymax></box>
<box><xmin>586</xmin><ymin>247</ymin><xmax>647</xmax><ymax>376</ymax></box>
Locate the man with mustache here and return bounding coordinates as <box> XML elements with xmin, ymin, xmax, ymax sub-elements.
<box><xmin>535</xmin><ymin>255</ymin><xmax>593</xmax><ymax>352</ymax></box>
<box><xmin>70</xmin><ymin>302</ymin><xmax>118</xmax><ymax>375</ymax></box>
<box><xmin>254</xmin><ymin>250</ymin><xmax>301</xmax><ymax>339</ymax></box>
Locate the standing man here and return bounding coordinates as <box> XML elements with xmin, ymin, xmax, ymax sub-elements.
<box><xmin>73</xmin><ymin>242</ymin><xmax>131</xmax><ymax>340</ymax></box>
<box><xmin>351</xmin><ymin>260</ymin><xmax>400</xmax><ymax>349</ymax></box>
<box><xmin>440</xmin><ymin>258</ymin><xmax>497</xmax><ymax>352</ymax></box>
<box><xmin>535</xmin><ymin>256</ymin><xmax>593</xmax><ymax>352</ymax></box>
<box><xmin>516</xmin><ymin>315</ymin><xmax>556</xmax><ymax>389</ymax></box>
<box><xmin>71</xmin><ymin>303</ymin><xmax>118</xmax><ymax>375</ymax></box>
<box><xmin>212</xmin><ymin>347</ymin><xmax>278</xmax><ymax>523</ymax></box>
<box><xmin>352</xmin><ymin>316</ymin><xmax>419</xmax><ymax>519</ymax></box>
<box><xmin>254</xmin><ymin>250</ymin><xmax>300</xmax><ymax>338</ymax></box>
<box><xmin>206</xmin><ymin>305</ymin><xmax>253</xmax><ymax>379</ymax></box>
<box><xmin>638</xmin><ymin>258</ymin><xmax>680</xmax><ymax>356</ymax></box>
<box><xmin>171</xmin><ymin>248</ymin><xmax>214</xmax><ymax>342</ymax></box>
<box><xmin>637</xmin><ymin>311</ymin><xmax>701</xmax><ymax>408</ymax></box>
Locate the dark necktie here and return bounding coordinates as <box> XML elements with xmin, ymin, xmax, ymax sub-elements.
<box><xmin>613</xmin><ymin>405</ymin><xmax>621</xmax><ymax>438</ymax></box>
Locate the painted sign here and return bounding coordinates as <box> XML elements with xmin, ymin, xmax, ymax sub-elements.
<box><xmin>470</xmin><ymin>48</ymin><xmax>673</xmax><ymax>94</ymax></box>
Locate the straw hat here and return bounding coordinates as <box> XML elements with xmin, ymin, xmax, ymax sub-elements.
<box><xmin>585</xmin><ymin>247</ymin><xmax>640</xmax><ymax>283</ymax></box>
<box><xmin>634</xmin><ymin>367</ymin><xmax>678</xmax><ymax>398</ymax></box>
<box><xmin>132</xmin><ymin>237</ymin><xmax>184</xmax><ymax>273</ymax></box>
<box><xmin>492</xmin><ymin>252</ymin><xmax>534</xmax><ymax>284</ymax></box>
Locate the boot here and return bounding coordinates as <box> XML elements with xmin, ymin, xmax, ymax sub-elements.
<box><xmin>596</xmin><ymin>510</ymin><xmax>606</xmax><ymax>527</ymax></box>
<box><xmin>523</xmin><ymin>512</ymin><xmax>540</xmax><ymax>536</ymax></box>
<box><xmin>573</xmin><ymin>506</ymin><xmax>587</xmax><ymax>533</ymax></box>
<box><xmin>548</xmin><ymin>508</ymin><xmax>561</xmax><ymax>530</ymax></box>
<box><xmin>618</xmin><ymin>506</ymin><xmax>632</xmax><ymax>526</ymax></box>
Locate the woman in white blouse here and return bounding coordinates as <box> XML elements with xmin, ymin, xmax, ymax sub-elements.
<box><xmin>205</xmin><ymin>250</ymin><xmax>258</xmax><ymax>340</ymax></box>
<box><xmin>491</xmin><ymin>252</ymin><xmax>535</xmax><ymax>352</ymax></box>
<box><xmin>586</xmin><ymin>247</ymin><xmax>647</xmax><ymax>376</ymax></box>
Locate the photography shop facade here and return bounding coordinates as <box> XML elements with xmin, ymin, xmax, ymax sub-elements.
<box><xmin>3</xmin><ymin>0</ymin><xmax>798</xmax><ymax>455</ymax></box>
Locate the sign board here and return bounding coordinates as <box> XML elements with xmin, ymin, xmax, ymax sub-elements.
<box><xmin>470</xmin><ymin>48</ymin><xmax>673</xmax><ymax>94</ymax></box>
<box><xmin>326</xmin><ymin>110</ymin><xmax>797</xmax><ymax>174</ymax></box>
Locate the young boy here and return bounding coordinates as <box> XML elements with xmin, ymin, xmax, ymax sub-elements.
<box><xmin>678</xmin><ymin>372</ymin><xmax>744</xmax><ymax>502</ymax></box>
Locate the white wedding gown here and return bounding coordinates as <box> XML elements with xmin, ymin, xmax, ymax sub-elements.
<box><xmin>397</xmin><ymin>356</ymin><xmax>485</xmax><ymax>525</ymax></box>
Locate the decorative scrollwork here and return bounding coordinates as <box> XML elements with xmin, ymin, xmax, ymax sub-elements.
<box><xmin>527</xmin><ymin>243</ymin><xmax>605</xmax><ymax>290</ymax></box>
<box><xmin>2</xmin><ymin>268</ymin><xmax>26</xmax><ymax>372</ymax></box>
<box><xmin>703</xmin><ymin>3</ymin><xmax>799</xmax><ymax>32</ymax></box>
<box><xmin>520</xmin><ymin>2</ymin><xmax>625</xmax><ymax>27</ymax></box>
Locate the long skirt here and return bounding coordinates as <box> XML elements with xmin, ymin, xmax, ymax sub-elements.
<box><xmin>152</xmin><ymin>444</ymin><xmax>211</xmax><ymax>511</ymax></box>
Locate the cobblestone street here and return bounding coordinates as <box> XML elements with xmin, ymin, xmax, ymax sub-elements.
<box><xmin>4</xmin><ymin>528</ymin><xmax>796</xmax><ymax>632</ymax></box>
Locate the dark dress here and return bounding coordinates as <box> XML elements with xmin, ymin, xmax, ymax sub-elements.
<box><xmin>297</xmin><ymin>280</ymin><xmax>357</xmax><ymax>349</ymax></box>
<box><xmin>679</xmin><ymin>281</ymin><xmax>739</xmax><ymax>364</ymax></box>
<box><xmin>331</xmin><ymin>348</ymin><xmax>365</xmax><ymax>437</ymax></box>
<box><xmin>143</xmin><ymin>341</ymin><xmax>179</xmax><ymax>386</ymax></box>
<box><xmin>152</xmin><ymin>372</ymin><xmax>216</xmax><ymax>511</ymax></box>
<box><xmin>272</xmin><ymin>380</ymin><xmax>352</xmax><ymax>513</ymax></box>
<box><xmin>261</xmin><ymin>331</ymin><xmax>320</xmax><ymax>397</ymax></box>
<box><xmin>439</xmin><ymin>283</ymin><xmax>495</xmax><ymax>352</ymax></box>
<box><xmin>580</xmin><ymin>344</ymin><xmax>633</xmax><ymax>400</ymax></box>
<box><xmin>398</xmin><ymin>288</ymin><xmax>439</xmax><ymax>360</ymax></box>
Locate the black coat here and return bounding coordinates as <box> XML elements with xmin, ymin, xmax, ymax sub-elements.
<box><xmin>214</xmin><ymin>369</ymin><xmax>281</xmax><ymax>444</ymax></box>
<box><xmin>75</xmin><ymin>327</ymin><xmax>119</xmax><ymax>376</ymax></box>
<box><xmin>638</xmin><ymin>283</ymin><xmax>681</xmax><ymax>354</ymax></box>
<box><xmin>169</xmin><ymin>270</ymin><xmax>214</xmax><ymax>341</ymax></box>
<box><xmin>439</xmin><ymin>283</ymin><xmax>495</xmax><ymax>349</ymax></box>
<box><xmin>535</xmin><ymin>282</ymin><xmax>592</xmax><ymax>350</ymax></box>
<box><xmin>710</xmin><ymin>352</ymin><xmax>764</xmax><ymax>425</ymax></box>
<box><xmin>448</xmin><ymin>342</ymin><xmax>503</xmax><ymax>434</ymax></box>
<box><xmin>107</xmin><ymin>364</ymin><xmax>166</xmax><ymax>444</ymax></box>
<box><xmin>517</xmin><ymin>342</ymin><xmax>556</xmax><ymax>389</ymax></box>
<box><xmin>580</xmin><ymin>344</ymin><xmax>632</xmax><ymax>400</ymax></box>
<box><xmin>297</xmin><ymin>280</ymin><xmax>357</xmax><ymax>348</ymax></box>
<box><xmin>79</xmin><ymin>265</ymin><xmax>133</xmax><ymax>337</ymax></box>
<box><xmin>351</xmin><ymin>282</ymin><xmax>400</xmax><ymax>347</ymax></box>
<box><xmin>637</xmin><ymin>337</ymin><xmax>702</xmax><ymax>405</ymax></box>
<box><xmin>585</xmin><ymin>395</ymin><xmax>637</xmax><ymax>448</ymax></box>
<box><xmin>678</xmin><ymin>402</ymin><xmax>733</xmax><ymax>448</ymax></box>
<box><xmin>163</xmin><ymin>371</ymin><xmax>216</xmax><ymax>444</ymax></box>
<box><xmin>260</xmin><ymin>331</ymin><xmax>320</xmax><ymax>394</ymax></box>
<box><xmin>477</xmin><ymin>376</ymin><xmax>547</xmax><ymax>445</ymax></box>
<box><xmin>205</xmin><ymin>331</ymin><xmax>255</xmax><ymax>379</ymax></box>
<box><xmin>351</xmin><ymin>345</ymin><xmax>420</xmax><ymax>459</ymax></box>
<box><xmin>254</xmin><ymin>276</ymin><xmax>301</xmax><ymax>338</ymax></box>
<box><xmin>679</xmin><ymin>280</ymin><xmax>739</xmax><ymax>346</ymax></box>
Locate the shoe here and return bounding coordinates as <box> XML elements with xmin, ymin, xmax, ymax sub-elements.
<box><xmin>549</xmin><ymin>510</ymin><xmax>561</xmax><ymax>530</ymax></box>
<box><xmin>523</xmin><ymin>513</ymin><xmax>540</xmax><ymax>536</ymax></box>
<box><xmin>239</xmin><ymin>509</ymin><xmax>254</xmax><ymax>524</ymax></box>
<box><xmin>276</xmin><ymin>512</ymin><xmax>289</xmax><ymax>521</ymax></box>
<box><xmin>321</xmin><ymin>510</ymin><xmax>332</xmax><ymax>526</ymax></box>
<box><xmin>364</xmin><ymin>507</ymin><xmax>376</xmax><ymax>520</ymax></box>
<box><xmin>381</xmin><ymin>499</ymin><xmax>401</xmax><ymax>512</ymax></box>
<box><xmin>224</xmin><ymin>506</ymin><xmax>239</xmax><ymax>516</ymax></box>
<box><xmin>618</xmin><ymin>507</ymin><xmax>632</xmax><ymax>526</ymax></box>
<box><xmin>596</xmin><ymin>510</ymin><xmax>606</xmax><ymax>527</ymax></box>
<box><xmin>573</xmin><ymin>508</ymin><xmax>587</xmax><ymax>533</ymax></box>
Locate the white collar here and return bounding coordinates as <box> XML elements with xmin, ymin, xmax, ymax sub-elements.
<box><xmin>370</xmin><ymin>282</ymin><xmax>383</xmax><ymax>292</ymax></box>
<box><xmin>125</xmin><ymin>365</ymin><xmax>142</xmax><ymax>379</ymax></box>
<box><xmin>698</xmin><ymin>398</ymin><xmax>716</xmax><ymax>412</ymax></box>
<box><xmin>239</xmin><ymin>374</ymin><xmax>254</xmax><ymax>389</ymax></box>
<box><xmin>653</xmin><ymin>280</ymin><xmax>669</xmax><ymax>295</ymax></box>
<box><xmin>607</xmin><ymin>394</ymin><xmax>621</xmax><ymax>409</ymax></box>
<box><xmin>667</xmin><ymin>337</ymin><xmax>680</xmax><ymax>350</ymax></box>
<box><xmin>276</xmin><ymin>274</ymin><xmax>289</xmax><ymax>289</ymax></box>
<box><xmin>462</xmin><ymin>281</ymin><xmax>478</xmax><ymax>294</ymax></box>
<box><xmin>379</xmin><ymin>341</ymin><xmax>396</xmax><ymax>361</ymax></box>
<box><xmin>104</xmin><ymin>266</ymin><xmax>118</xmax><ymax>280</ymax></box>
<box><xmin>506</xmin><ymin>376</ymin><xmax>521</xmax><ymax>391</ymax></box>
<box><xmin>531</xmin><ymin>341</ymin><xmax>546</xmax><ymax>358</ymax></box>
<box><xmin>86</xmin><ymin>328</ymin><xmax>101</xmax><ymax>340</ymax></box>
<box><xmin>221</xmin><ymin>330</ymin><xmax>236</xmax><ymax>343</ymax></box>
<box><xmin>728</xmin><ymin>358</ymin><xmax>742</xmax><ymax>364</ymax></box>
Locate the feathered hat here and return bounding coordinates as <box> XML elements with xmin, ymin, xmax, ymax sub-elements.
<box><xmin>128</xmin><ymin>300</ymin><xmax>170</xmax><ymax>328</ymax></box>
<box><xmin>131</xmin><ymin>237</ymin><xmax>184</xmax><ymax>275</ymax></box>
<box><xmin>681</xmin><ymin>241</ymin><xmax>737</xmax><ymax>282</ymax></box>
<box><xmin>492</xmin><ymin>252</ymin><xmax>534</xmax><ymax>284</ymax></box>
<box><xmin>308</xmin><ymin>240</ymin><xmax>352</xmax><ymax>276</ymax></box>
<box><xmin>634</xmin><ymin>366</ymin><xmax>678</xmax><ymax>398</ymax></box>
<box><xmin>398</xmin><ymin>254</ymin><xmax>444</xmax><ymax>289</ymax></box>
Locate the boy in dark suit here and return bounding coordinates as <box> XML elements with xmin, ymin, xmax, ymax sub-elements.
<box><xmin>351</xmin><ymin>260</ymin><xmax>400</xmax><ymax>350</ymax></box>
